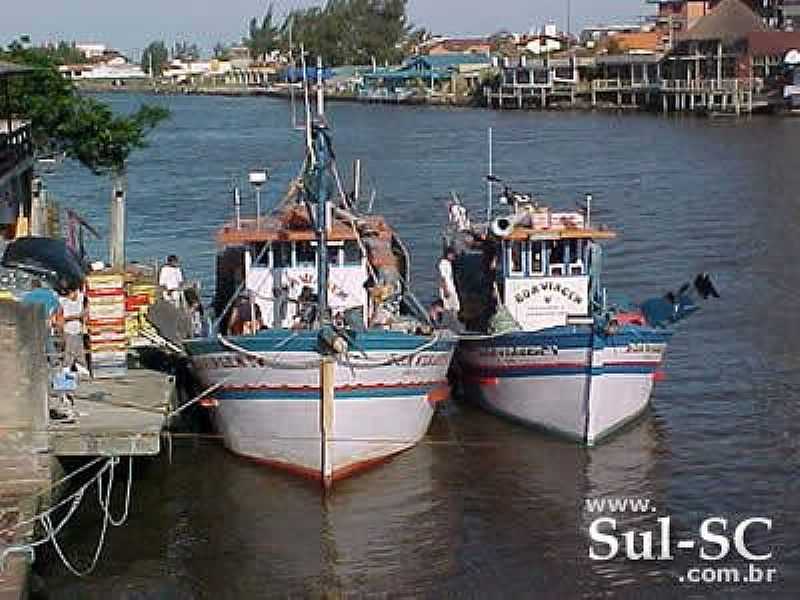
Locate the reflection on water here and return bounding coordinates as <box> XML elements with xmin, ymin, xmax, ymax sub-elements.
<box><xmin>34</xmin><ymin>96</ymin><xmax>800</xmax><ymax>597</ymax></box>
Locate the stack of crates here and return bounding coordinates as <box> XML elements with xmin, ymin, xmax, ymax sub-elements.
<box><xmin>125</xmin><ymin>281</ymin><xmax>158</xmax><ymax>344</ymax></box>
<box><xmin>86</xmin><ymin>272</ymin><xmax>128</xmax><ymax>379</ymax></box>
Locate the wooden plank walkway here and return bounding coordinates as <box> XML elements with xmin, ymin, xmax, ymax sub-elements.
<box><xmin>47</xmin><ymin>369</ymin><xmax>174</xmax><ymax>457</ymax></box>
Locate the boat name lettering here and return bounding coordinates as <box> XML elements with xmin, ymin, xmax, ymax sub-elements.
<box><xmin>193</xmin><ymin>355</ymin><xmax>271</xmax><ymax>370</ymax></box>
<box><xmin>486</xmin><ymin>345</ymin><xmax>559</xmax><ymax>358</ymax></box>
<box><xmin>394</xmin><ymin>353</ymin><xmax>451</xmax><ymax>368</ymax></box>
<box><xmin>626</xmin><ymin>343</ymin><xmax>661</xmax><ymax>354</ymax></box>
<box><xmin>514</xmin><ymin>282</ymin><xmax>583</xmax><ymax>305</ymax></box>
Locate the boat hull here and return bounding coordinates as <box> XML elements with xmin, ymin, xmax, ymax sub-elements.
<box><xmin>458</xmin><ymin>326</ymin><xmax>671</xmax><ymax>445</ymax></box>
<box><xmin>184</xmin><ymin>331</ymin><xmax>455</xmax><ymax>482</ymax></box>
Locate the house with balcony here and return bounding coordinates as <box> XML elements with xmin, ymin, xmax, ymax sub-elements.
<box><xmin>0</xmin><ymin>62</ymin><xmax>34</xmax><ymax>244</ymax></box>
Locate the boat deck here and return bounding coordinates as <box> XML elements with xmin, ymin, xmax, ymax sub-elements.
<box><xmin>47</xmin><ymin>368</ymin><xmax>174</xmax><ymax>457</ymax></box>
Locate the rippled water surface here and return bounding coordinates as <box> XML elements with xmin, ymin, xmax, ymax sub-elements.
<box><xmin>35</xmin><ymin>95</ymin><xmax>800</xmax><ymax>598</ymax></box>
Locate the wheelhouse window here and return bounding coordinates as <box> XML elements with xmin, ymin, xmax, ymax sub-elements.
<box><xmin>327</xmin><ymin>243</ymin><xmax>341</xmax><ymax>267</ymax></box>
<box><xmin>569</xmin><ymin>240</ymin><xmax>585</xmax><ymax>275</ymax></box>
<box><xmin>295</xmin><ymin>241</ymin><xmax>316</xmax><ymax>268</ymax></box>
<box><xmin>507</xmin><ymin>240</ymin><xmax>525</xmax><ymax>276</ymax></box>
<box><xmin>273</xmin><ymin>242</ymin><xmax>291</xmax><ymax>268</ymax></box>
<box><xmin>343</xmin><ymin>240</ymin><xmax>362</xmax><ymax>266</ymax></box>
<box><xmin>529</xmin><ymin>241</ymin><xmax>544</xmax><ymax>275</ymax></box>
<box><xmin>548</xmin><ymin>241</ymin><xmax>565</xmax><ymax>276</ymax></box>
<box><xmin>251</xmin><ymin>243</ymin><xmax>270</xmax><ymax>267</ymax></box>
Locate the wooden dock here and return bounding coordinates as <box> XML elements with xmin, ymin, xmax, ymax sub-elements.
<box><xmin>47</xmin><ymin>368</ymin><xmax>175</xmax><ymax>457</ymax></box>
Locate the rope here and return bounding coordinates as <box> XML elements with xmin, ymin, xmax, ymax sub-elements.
<box><xmin>339</xmin><ymin>333</ymin><xmax>447</xmax><ymax>369</ymax></box>
<box><xmin>216</xmin><ymin>334</ymin><xmax>322</xmax><ymax>370</ymax></box>
<box><xmin>164</xmin><ymin>379</ymin><xmax>232</xmax><ymax>419</ymax></box>
<box><xmin>0</xmin><ymin>456</ymin><xmax>135</xmax><ymax>577</ymax></box>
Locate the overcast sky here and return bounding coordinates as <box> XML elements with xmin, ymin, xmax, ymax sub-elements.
<box><xmin>2</xmin><ymin>1</ymin><xmax>648</xmax><ymax>56</ymax></box>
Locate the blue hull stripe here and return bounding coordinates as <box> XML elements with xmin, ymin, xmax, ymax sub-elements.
<box><xmin>466</xmin><ymin>365</ymin><xmax>658</xmax><ymax>378</ymax></box>
<box><xmin>216</xmin><ymin>386</ymin><xmax>433</xmax><ymax>401</ymax></box>
<box><xmin>185</xmin><ymin>329</ymin><xmax>453</xmax><ymax>356</ymax></box>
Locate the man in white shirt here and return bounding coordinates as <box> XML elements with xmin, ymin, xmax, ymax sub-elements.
<box><xmin>438</xmin><ymin>247</ymin><xmax>460</xmax><ymax>315</ymax></box>
<box><xmin>59</xmin><ymin>287</ymin><xmax>87</xmax><ymax>373</ymax></box>
<box><xmin>159</xmin><ymin>254</ymin><xmax>184</xmax><ymax>306</ymax></box>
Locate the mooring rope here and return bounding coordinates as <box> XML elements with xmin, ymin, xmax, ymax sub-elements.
<box><xmin>0</xmin><ymin>456</ymin><xmax>134</xmax><ymax>577</ymax></box>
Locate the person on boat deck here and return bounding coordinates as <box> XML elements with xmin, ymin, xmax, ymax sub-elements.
<box><xmin>448</xmin><ymin>201</ymin><xmax>470</xmax><ymax>232</ymax></box>
<box><xmin>159</xmin><ymin>254</ymin><xmax>184</xmax><ymax>306</ymax></box>
<box><xmin>184</xmin><ymin>288</ymin><xmax>207</xmax><ymax>338</ymax></box>
<box><xmin>228</xmin><ymin>293</ymin><xmax>262</xmax><ymax>336</ymax></box>
<box><xmin>293</xmin><ymin>286</ymin><xmax>318</xmax><ymax>329</ymax></box>
<box><xmin>58</xmin><ymin>286</ymin><xmax>89</xmax><ymax>375</ymax></box>
<box><xmin>438</xmin><ymin>247</ymin><xmax>460</xmax><ymax>316</ymax></box>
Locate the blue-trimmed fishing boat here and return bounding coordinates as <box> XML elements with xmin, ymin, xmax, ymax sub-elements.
<box><xmin>185</xmin><ymin>98</ymin><xmax>454</xmax><ymax>486</ymax></box>
<box><xmin>446</xmin><ymin>186</ymin><xmax>717</xmax><ymax>445</ymax></box>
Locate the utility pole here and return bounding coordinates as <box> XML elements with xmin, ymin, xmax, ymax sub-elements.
<box><xmin>567</xmin><ymin>0</ymin><xmax>572</xmax><ymax>38</ymax></box>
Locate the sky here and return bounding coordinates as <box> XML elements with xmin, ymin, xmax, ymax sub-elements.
<box><xmin>1</xmin><ymin>0</ymin><xmax>648</xmax><ymax>58</ymax></box>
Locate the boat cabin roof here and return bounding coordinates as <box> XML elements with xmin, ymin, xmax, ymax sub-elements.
<box><xmin>217</xmin><ymin>202</ymin><xmax>395</xmax><ymax>246</ymax></box>
<box><xmin>505</xmin><ymin>208</ymin><xmax>616</xmax><ymax>242</ymax></box>
<box><xmin>506</xmin><ymin>227</ymin><xmax>616</xmax><ymax>242</ymax></box>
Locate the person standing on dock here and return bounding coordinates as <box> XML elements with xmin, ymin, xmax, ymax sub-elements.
<box><xmin>438</xmin><ymin>247</ymin><xmax>460</xmax><ymax>317</ymax></box>
<box><xmin>159</xmin><ymin>254</ymin><xmax>185</xmax><ymax>306</ymax></box>
<box><xmin>59</xmin><ymin>286</ymin><xmax>88</xmax><ymax>375</ymax></box>
<box><xmin>23</xmin><ymin>279</ymin><xmax>60</xmax><ymax>325</ymax></box>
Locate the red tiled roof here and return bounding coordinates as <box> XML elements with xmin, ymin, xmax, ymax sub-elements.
<box><xmin>747</xmin><ymin>31</ymin><xmax>800</xmax><ymax>57</ymax></box>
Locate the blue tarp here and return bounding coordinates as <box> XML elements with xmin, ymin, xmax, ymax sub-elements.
<box><xmin>283</xmin><ymin>67</ymin><xmax>334</xmax><ymax>83</ymax></box>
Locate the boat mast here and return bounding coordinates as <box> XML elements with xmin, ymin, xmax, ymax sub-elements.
<box><xmin>487</xmin><ymin>127</ymin><xmax>493</xmax><ymax>220</ymax></box>
<box><xmin>300</xmin><ymin>51</ymin><xmax>329</xmax><ymax>324</ymax></box>
<box><xmin>289</xmin><ymin>18</ymin><xmax>298</xmax><ymax>129</ymax></box>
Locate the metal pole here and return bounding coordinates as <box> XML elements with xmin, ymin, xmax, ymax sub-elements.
<box><xmin>317</xmin><ymin>56</ymin><xmax>325</xmax><ymax>118</ymax></box>
<box><xmin>234</xmin><ymin>186</ymin><xmax>241</xmax><ymax>230</ymax></box>
<box><xmin>4</xmin><ymin>78</ymin><xmax>11</xmax><ymax>137</ymax></box>
<box><xmin>255</xmin><ymin>186</ymin><xmax>261</xmax><ymax>226</ymax></box>
<box><xmin>109</xmin><ymin>181</ymin><xmax>126</xmax><ymax>270</ymax></box>
<box><xmin>353</xmin><ymin>159</ymin><xmax>361</xmax><ymax>206</ymax></box>
<box><xmin>487</xmin><ymin>127</ymin><xmax>493</xmax><ymax>221</ymax></box>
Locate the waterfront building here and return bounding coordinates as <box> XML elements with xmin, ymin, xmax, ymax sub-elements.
<box><xmin>362</xmin><ymin>54</ymin><xmax>493</xmax><ymax>100</ymax></box>
<box><xmin>0</xmin><ymin>62</ymin><xmax>34</xmax><ymax>245</ymax></box>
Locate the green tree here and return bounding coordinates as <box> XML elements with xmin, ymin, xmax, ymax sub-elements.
<box><xmin>213</xmin><ymin>42</ymin><xmax>231</xmax><ymax>60</ymax></box>
<box><xmin>2</xmin><ymin>44</ymin><xmax>169</xmax><ymax>177</ymax></box>
<box><xmin>281</xmin><ymin>0</ymin><xmax>412</xmax><ymax>66</ymax></box>
<box><xmin>49</xmin><ymin>41</ymin><xmax>87</xmax><ymax>65</ymax></box>
<box><xmin>245</xmin><ymin>3</ymin><xmax>281</xmax><ymax>61</ymax></box>
<box><xmin>172</xmin><ymin>41</ymin><xmax>200</xmax><ymax>61</ymax></box>
<box><xmin>141</xmin><ymin>41</ymin><xmax>169</xmax><ymax>76</ymax></box>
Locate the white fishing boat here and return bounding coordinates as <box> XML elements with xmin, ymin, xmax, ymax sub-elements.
<box><xmin>184</xmin><ymin>73</ymin><xmax>455</xmax><ymax>486</ymax></box>
<box><xmin>445</xmin><ymin>179</ymin><xmax>718</xmax><ymax>445</ymax></box>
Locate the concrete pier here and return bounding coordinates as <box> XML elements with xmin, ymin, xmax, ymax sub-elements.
<box><xmin>49</xmin><ymin>369</ymin><xmax>174</xmax><ymax>457</ymax></box>
<box><xmin>0</xmin><ymin>300</ymin><xmax>174</xmax><ymax>598</ymax></box>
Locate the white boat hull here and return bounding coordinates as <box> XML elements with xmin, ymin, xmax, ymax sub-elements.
<box><xmin>185</xmin><ymin>332</ymin><xmax>454</xmax><ymax>482</ymax></box>
<box><xmin>458</xmin><ymin>328</ymin><xmax>670</xmax><ymax>445</ymax></box>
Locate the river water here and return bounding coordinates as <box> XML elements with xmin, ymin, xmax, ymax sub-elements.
<box><xmin>33</xmin><ymin>95</ymin><xmax>799</xmax><ymax>598</ymax></box>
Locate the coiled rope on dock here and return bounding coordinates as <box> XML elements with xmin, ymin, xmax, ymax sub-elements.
<box><xmin>0</xmin><ymin>455</ymin><xmax>134</xmax><ymax>577</ymax></box>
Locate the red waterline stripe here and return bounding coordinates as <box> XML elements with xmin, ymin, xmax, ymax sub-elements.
<box><xmin>229</xmin><ymin>447</ymin><xmax>410</xmax><ymax>483</ymax></box>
